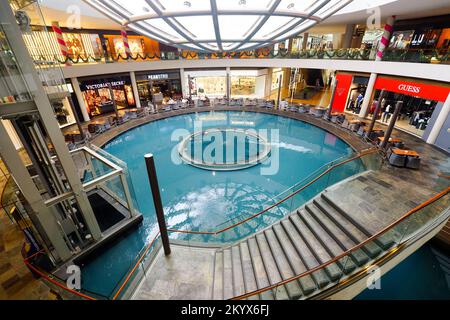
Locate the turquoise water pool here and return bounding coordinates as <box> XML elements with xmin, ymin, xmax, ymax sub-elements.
<box><xmin>79</xmin><ymin>111</ymin><xmax>358</xmax><ymax>297</ymax></box>
<box><xmin>356</xmin><ymin>243</ymin><xmax>450</xmax><ymax>300</ymax></box>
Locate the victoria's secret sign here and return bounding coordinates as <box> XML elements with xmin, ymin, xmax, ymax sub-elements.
<box><xmin>374</xmin><ymin>77</ymin><xmax>449</xmax><ymax>102</ymax></box>
<box><xmin>79</xmin><ymin>77</ymin><xmax>130</xmax><ymax>91</ymax></box>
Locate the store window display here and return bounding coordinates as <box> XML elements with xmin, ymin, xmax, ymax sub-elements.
<box><xmin>79</xmin><ymin>76</ymin><xmax>136</xmax><ymax>117</ymax></box>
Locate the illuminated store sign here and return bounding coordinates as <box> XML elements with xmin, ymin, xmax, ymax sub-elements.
<box><xmin>398</xmin><ymin>84</ymin><xmax>421</xmax><ymax>94</ymax></box>
<box><xmin>374</xmin><ymin>77</ymin><xmax>449</xmax><ymax>102</ymax></box>
<box><xmin>84</xmin><ymin>81</ymin><xmax>125</xmax><ymax>90</ymax></box>
<box><xmin>148</xmin><ymin>74</ymin><xmax>169</xmax><ymax>80</ymax></box>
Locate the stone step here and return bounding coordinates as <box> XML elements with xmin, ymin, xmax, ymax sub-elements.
<box><xmin>239</xmin><ymin>242</ymin><xmax>260</xmax><ymax>300</ymax></box>
<box><xmin>272</xmin><ymin>224</ymin><xmax>316</xmax><ymax>295</ymax></box>
<box><xmin>264</xmin><ymin>229</ymin><xmax>303</xmax><ymax>299</ymax></box>
<box><xmin>280</xmin><ymin>219</ymin><xmax>331</xmax><ymax>288</ymax></box>
<box><xmin>247</xmin><ymin>238</ymin><xmax>274</xmax><ymax>300</ymax></box>
<box><xmin>321</xmin><ymin>193</ymin><xmax>395</xmax><ymax>250</ymax></box>
<box><xmin>231</xmin><ymin>245</ymin><xmax>245</xmax><ymax>297</ymax></box>
<box><xmin>223</xmin><ymin>249</ymin><xmax>234</xmax><ymax>300</ymax></box>
<box><xmin>313</xmin><ymin>198</ymin><xmax>382</xmax><ymax>258</ymax></box>
<box><xmin>304</xmin><ymin>205</ymin><xmax>370</xmax><ymax>267</ymax></box>
<box><xmin>255</xmin><ymin>233</ymin><xmax>290</xmax><ymax>300</ymax></box>
<box><xmin>213</xmin><ymin>251</ymin><xmax>223</xmax><ymax>300</ymax></box>
<box><xmin>289</xmin><ymin>214</ymin><xmax>343</xmax><ymax>281</ymax></box>
<box><xmin>300</xmin><ymin>207</ymin><xmax>361</xmax><ymax>270</ymax></box>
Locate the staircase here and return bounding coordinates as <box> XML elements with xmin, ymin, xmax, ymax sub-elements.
<box><xmin>212</xmin><ymin>191</ymin><xmax>396</xmax><ymax>300</ymax></box>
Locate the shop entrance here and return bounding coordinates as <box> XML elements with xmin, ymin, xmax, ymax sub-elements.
<box><xmin>79</xmin><ymin>76</ymin><xmax>136</xmax><ymax>118</ymax></box>
<box><xmin>369</xmin><ymin>77</ymin><xmax>449</xmax><ymax>138</ymax></box>
<box><xmin>372</xmin><ymin>89</ymin><xmax>438</xmax><ymax>137</ymax></box>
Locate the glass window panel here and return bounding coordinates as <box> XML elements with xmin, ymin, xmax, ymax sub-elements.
<box><xmin>231</xmin><ymin>76</ymin><xmax>256</xmax><ymax>97</ymax></box>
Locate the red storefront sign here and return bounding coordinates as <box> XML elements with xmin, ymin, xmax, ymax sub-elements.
<box><xmin>374</xmin><ymin>77</ymin><xmax>449</xmax><ymax>102</ymax></box>
<box><xmin>331</xmin><ymin>74</ymin><xmax>353</xmax><ymax>112</ymax></box>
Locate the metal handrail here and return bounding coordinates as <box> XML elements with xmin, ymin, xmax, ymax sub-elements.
<box><xmin>231</xmin><ymin>186</ymin><xmax>450</xmax><ymax>300</ymax></box>
<box><xmin>214</xmin><ymin>152</ymin><xmax>353</xmax><ymax>229</ymax></box>
<box><xmin>22</xmin><ymin>250</ymin><xmax>99</xmax><ymax>300</ymax></box>
<box><xmin>111</xmin><ymin>232</ymin><xmax>161</xmax><ymax>300</ymax></box>
<box><xmin>167</xmin><ymin>148</ymin><xmax>378</xmax><ymax>236</ymax></box>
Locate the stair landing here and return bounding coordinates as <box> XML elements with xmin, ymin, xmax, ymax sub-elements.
<box><xmin>131</xmin><ymin>244</ymin><xmax>216</xmax><ymax>300</ymax></box>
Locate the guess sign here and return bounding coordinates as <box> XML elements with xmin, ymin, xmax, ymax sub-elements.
<box><xmin>398</xmin><ymin>84</ymin><xmax>421</xmax><ymax>94</ymax></box>
<box><xmin>375</xmin><ymin>77</ymin><xmax>449</xmax><ymax>102</ymax></box>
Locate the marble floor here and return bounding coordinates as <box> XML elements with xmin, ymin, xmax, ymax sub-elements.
<box><xmin>132</xmin><ymin>245</ymin><xmax>216</xmax><ymax>300</ymax></box>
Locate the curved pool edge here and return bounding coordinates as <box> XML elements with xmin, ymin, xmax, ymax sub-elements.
<box><xmin>90</xmin><ymin>106</ymin><xmax>370</xmax><ymax>154</ymax></box>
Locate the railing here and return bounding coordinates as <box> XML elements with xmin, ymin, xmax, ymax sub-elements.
<box><xmin>382</xmin><ymin>48</ymin><xmax>450</xmax><ymax>64</ymax></box>
<box><xmin>166</xmin><ymin>148</ymin><xmax>381</xmax><ymax>244</ymax></box>
<box><xmin>29</xmin><ymin>48</ymin><xmax>450</xmax><ymax>66</ymax></box>
<box><xmin>69</xmin><ymin>146</ymin><xmax>138</xmax><ymax>218</ymax></box>
<box><xmin>102</xmin><ymin>148</ymin><xmax>380</xmax><ymax>300</ymax></box>
<box><xmin>231</xmin><ymin>186</ymin><xmax>450</xmax><ymax>300</ymax></box>
<box><xmin>22</xmin><ymin>249</ymin><xmax>108</xmax><ymax>300</ymax></box>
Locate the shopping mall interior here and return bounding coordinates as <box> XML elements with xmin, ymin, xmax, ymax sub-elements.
<box><xmin>0</xmin><ymin>0</ymin><xmax>449</xmax><ymax>303</ymax></box>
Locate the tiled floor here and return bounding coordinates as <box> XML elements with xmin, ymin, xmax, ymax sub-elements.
<box><xmin>0</xmin><ymin>212</ymin><xmax>52</xmax><ymax>300</ymax></box>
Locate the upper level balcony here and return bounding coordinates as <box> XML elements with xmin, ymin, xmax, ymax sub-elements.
<box><xmin>29</xmin><ymin>47</ymin><xmax>450</xmax><ymax>66</ymax></box>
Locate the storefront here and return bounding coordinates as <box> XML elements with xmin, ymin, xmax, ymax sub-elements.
<box><xmin>184</xmin><ymin>70</ymin><xmax>227</xmax><ymax>98</ymax></box>
<box><xmin>51</xmin><ymin>96</ymin><xmax>77</xmax><ymax>128</ymax></box>
<box><xmin>135</xmin><ymin>70</ymin><xmax>182</xmax><ymax>105</ymax></box>
<box><xmin>330</xmin><ymin>73</ymin><xmax>352</xmax><ymax>113</ymax></box>
<box><xmin>369</xmin><ymin>77</ymin><xmax>450</xmax><ymax>138</ymax></box>
<box><xmin>388</xmin><ymin>15</ymin><xmax>450</xmax><ymax>55</ymax></box>
<box><xmin>341</xmin><ymin>74</ymin><xmax>370</xmax><ymax>114</ymax></box>
<box><xmin>77</xmin><ymin>75</ymin><xmax>136</xmax><ymax>118</ymax></box>
<box><xmin>230</xmin><ymin>70</ymin><xmax>267</xmax><ymax>98</ymax></box>
<box><xmin>102</xmin><ymin>34</ymin><xmax>160</xmax><ymax>58</ymax></box>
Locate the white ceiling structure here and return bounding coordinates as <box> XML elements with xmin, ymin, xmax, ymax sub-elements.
<box><xmin>81</xmin><ymin>0</ymin><xmax>357</xmax><ymax>52</ymax></box>
<box><xmin>33</xmin><ymin>0</ymin><xmax>450</xmax><ymax>51</ymax></box>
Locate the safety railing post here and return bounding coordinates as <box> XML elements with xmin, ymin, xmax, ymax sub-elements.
<box><xmin>144</xmin><ymin>154</ymin><xmax>171</xmax><ymax>255</ymax></box>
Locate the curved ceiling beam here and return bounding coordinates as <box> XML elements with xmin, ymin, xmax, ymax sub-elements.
<box><xmin>144</xmin><ymin>0</ymin><xmax>211</xmax><ymax>52</ymax></box>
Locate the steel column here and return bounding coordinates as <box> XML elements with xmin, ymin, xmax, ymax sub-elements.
<box><xmin>366</xmin><ymin>89</ymin><xmax>386</xmax><ymax>137</ymax></box>
<box><xmin>380</xmin><ymin>101</ymin><xmax>403</xmax><ymax>149</ymax></box>
<box><xmin>144</xmin><ymin>154</ymin><xmax>170</xmax><ymax>255</ymax></box>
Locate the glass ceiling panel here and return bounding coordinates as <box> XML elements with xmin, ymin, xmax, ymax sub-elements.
<box><xmin>216</xmin><ymin>0</ymin><xmax>273</xmax><ymax>11</ymax></box>
<box><xmin>253</xmin><ymin>16</ymin><xmax>296</xmax><ymax>40</ymax></box>
<box><xmin>84</xmin><ymin>0</ymin><xmax>353</xmax><ymax>52</ymax></box>
<box><xmin>315</xmin><ymin>0</ymin><xmax>349</xmax><ymax>18</ymax></box>
<box><xmin>218</xmin><ymin>15</ymin><xmax>260</xmax><ymax>41</ymax></box>
<box><xmin>112</xmin><ymin>0</ymin><xmax>154</xmax><ymax>15</ymax></box>
<box><xmin>157</xmin><ymin>0</ymin><xmax>211</xmax><ymax>13</ymax></box>
<box><xmin>277</xmin><ymin>0</ymin><xmax>317</xmax><ymax>12</ymax></box>
<box><xmin>143</xmin><ymin>19</ymin><xmax>184</xmax><ymax>41</ymax></box>
<box><xmin>273</xmin><ymin>20</ymin><xmax>316</xmax><ymax>41</ymax></box>
<box><xmin>174</xmin><ymin>16</ymin><xmax>216</xmax><ymax>40</ymax></box>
